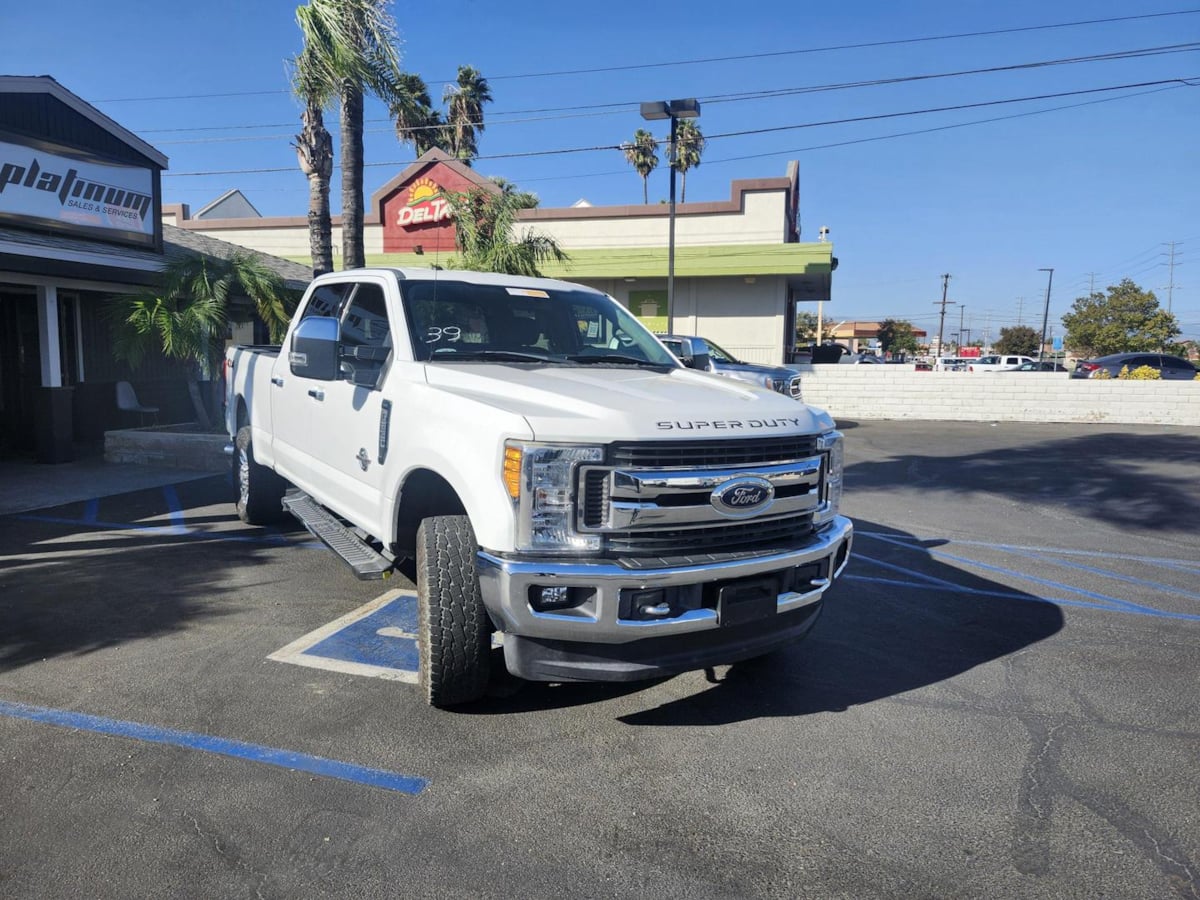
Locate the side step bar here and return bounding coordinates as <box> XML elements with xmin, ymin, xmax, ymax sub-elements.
<box><xmin>282</xmin><ymin>490</ymin><xmax>393</xmax><ymax>580</ymax></box>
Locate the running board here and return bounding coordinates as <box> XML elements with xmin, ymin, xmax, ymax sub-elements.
<box><xmin>282</xmin><ymin>490</ymin><xmax>393</xmax><ymax>580</ymax></box>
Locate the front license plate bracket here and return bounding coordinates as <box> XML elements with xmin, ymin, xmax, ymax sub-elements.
<box><xmin>715</xmin><ymin>576</ymin><xmax>779</xmax><ymax>627</ymax></box>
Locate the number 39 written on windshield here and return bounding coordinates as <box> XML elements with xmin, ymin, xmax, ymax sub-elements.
<box><xmin>425</xmin><ymin>326</ymin><xmax>462</xmax><ymax>343</ymax></box>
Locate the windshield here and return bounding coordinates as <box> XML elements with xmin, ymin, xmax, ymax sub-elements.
<box><xmin>400</xmin><ymin>280</ymin><xmax>678</xmax><ymax>367</ymax></box>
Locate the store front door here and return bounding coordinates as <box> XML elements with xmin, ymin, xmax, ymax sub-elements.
<box><xmin>0</xmin><ymin>288</ymin><xmax>40</xmax><ymax>457</ymax></box>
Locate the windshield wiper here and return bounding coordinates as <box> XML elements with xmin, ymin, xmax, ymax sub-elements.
<box><xmin>567</xmin><ymin>353</ymin><xmax>671</xmax><ymax>367</ymax></box>
<box><xmin>430</xmin><ymin>348</ymin><xmax>563</xmax><ymax>363</ymax></box>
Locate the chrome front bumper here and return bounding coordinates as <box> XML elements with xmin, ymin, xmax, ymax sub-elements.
<box><xmin>476</xmin><ymin>516</ymin><xmax>853</xmax><ymax>644</ymax></box>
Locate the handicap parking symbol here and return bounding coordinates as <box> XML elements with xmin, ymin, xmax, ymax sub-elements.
<box><xmin>269</xmin><ymin>590</ymin><xmax>421</xmax><ymax>683</ymax></box>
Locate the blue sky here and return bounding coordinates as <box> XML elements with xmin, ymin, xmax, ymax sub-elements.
<box><xmin>5</xmin><ymin>1</ymin><xmax>1198</xmax><ymax>341</ymax></box>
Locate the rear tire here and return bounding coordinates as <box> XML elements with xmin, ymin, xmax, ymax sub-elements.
<box><xmin>416</xmin><ymin>515</ymin><xmax>491</xmax><ymax>708</ymax></box>
<box><xmin>234</xmin><ymin>425</ymin><xmax>287</xmax><ymax>525</ymax></box>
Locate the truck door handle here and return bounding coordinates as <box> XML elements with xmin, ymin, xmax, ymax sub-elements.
<box><xmin>271</xmin><ymin>377</ymin><xmax>284</xmax><ymax>387</ymax></box>
<box><xmin>307</xmin><ymin>388</ymin><xmax>325</xmax><ymax>400</ymax></box>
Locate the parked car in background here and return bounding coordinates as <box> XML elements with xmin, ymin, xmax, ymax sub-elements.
<box><xmin>967</xmin><ymin>355</ymin><xmax>1034</xmax><ymax>373</ymax></box>
<box><xmin>659</xmin><ymin>335</ymin><xmax>803</xmax><ymax>398</ymax></box>
<box><xmin>1070</xmin><ymin>352</ymin><xmax>1199</xmax><ymax>380</ymax></box>
<box><xmin>997</xmin><ymin>361</ymin><xmax>1069</xmax><ymax>372</ymax></box>
<box><xmin>934</xmin><ymin>357</ymin><xmax>972</xmax><ymax>372</ymax></box>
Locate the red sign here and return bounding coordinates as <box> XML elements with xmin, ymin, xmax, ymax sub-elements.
<box><xmin>379</xmin><ymin>160</ymin><xmax>483</xmax><ymax>254</ymax></box>
<box><xmin>397</xmin><ymin>177</ymin><xmax>451</xmax><ymax>228</ymax></box>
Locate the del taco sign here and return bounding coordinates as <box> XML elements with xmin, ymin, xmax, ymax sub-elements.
<box><xmin>397</xmin><ymin>177</ymin><xmax>451</xmax><ymax>228</ymax></box>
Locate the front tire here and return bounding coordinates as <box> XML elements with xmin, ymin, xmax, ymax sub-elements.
<box><xmin>234</xmin><ymin>425</ymin><xmax>287</xmax><ymax>525</ymax></box>
<box><xmin>416</xmin><ymin>515</ymin><xmax>491</xmax><ymax>707</ymax></box>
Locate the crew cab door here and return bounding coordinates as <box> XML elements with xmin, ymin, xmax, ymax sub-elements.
<box><xmin>305</xmin><ymin>279</ymin><xmax>398</xmax><ymax>536</ymax></box>
<box><xmin>269</xmin><ymin>281</ymin><xmax>352</xmax><ymax>488</ymax></box>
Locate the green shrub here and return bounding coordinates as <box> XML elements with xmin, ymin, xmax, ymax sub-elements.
<box><xmin>1092</xmin><ymin>367</ymin><xmax>1112</xmax><ymax>379</ymax></box>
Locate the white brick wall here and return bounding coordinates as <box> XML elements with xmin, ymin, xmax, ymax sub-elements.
<box><xmin>794</xmin><ymin>367</ymin><xmax>1200</xmax><ymax>426</ymax></box>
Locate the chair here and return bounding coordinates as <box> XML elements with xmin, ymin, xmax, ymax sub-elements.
<box><xmin>115</xmin><ymin>381</ymin><xmax>159</xmax><ymax>426</ymax></box>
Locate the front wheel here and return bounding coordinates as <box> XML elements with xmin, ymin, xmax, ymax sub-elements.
<box><xmin>416</xmin><ymin>515</ymin><xmax>491</xmax><ymax>707</ymax></box>
<box><xmin>233</xmin><ymin>425</ymin><xmax>287</xmax><ymax>525</ymax></box>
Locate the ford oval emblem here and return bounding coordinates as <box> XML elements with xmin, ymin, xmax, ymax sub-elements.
<box><xmin>711</xmin><ymin>477</ymin><xmax>775</xmax><ymax>518</ymax></box>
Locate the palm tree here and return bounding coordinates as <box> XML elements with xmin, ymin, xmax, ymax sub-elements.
<box><xmin>291</xmin><ymin>44</ymin><xmax>335</xmax><ymax>276</ymax></box>
<box><xmin>390</xmin><ymin>72</ymin><xmax>447</xmax><ymax>157</ymax></box>
<box><xmin>110</xmin><ymin>254</ymin><xmax>294</xmax><ymax>429</ymax></box>
<box><xmin>447</xmin><ymin>189</ymin><xmax>567</xmax><ymax>277</ymax></box>
<box><xmin>673</xmin><ymin>118</ymin><xmax>705</xmax><ymax>203</ymax></box>
<box><xmin>443</xmin><ymin>65</ymin><xmax>492</xmax><ymax>164</ymax></box>
<box><xmin>622</xmin><ymin>129</ymin><xmax>659</xmax><ymax>203</ymax></box>
<box><xmin>489</xmin><ymin>176</ymin><xmax>539</xmax><ymax>210</ymax></box>
<box><xmin>296</xmin><ymin>0</ymin><xmax>402</xmax><ymax>270</ymax></box>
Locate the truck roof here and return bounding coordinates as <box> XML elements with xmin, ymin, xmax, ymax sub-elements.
<box><xmin>310</xmin><ymin>267</ymin><xmax>605</xmax><ymax>296</ymax></box>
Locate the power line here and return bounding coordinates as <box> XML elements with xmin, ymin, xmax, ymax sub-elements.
<box><xmin>91</xmin><ymin>7</ymin><xmax>1200</xmax><ymax>102</ymax></box>
<box><xmin>161</xmin><ymin>76</ymin><xmax>1198</xmax><ymax>177</ymax></box>
<box><xmin>139</xmin><ymin>43</ymin><xmax>1200</xmax><ymax>144</ymax></box>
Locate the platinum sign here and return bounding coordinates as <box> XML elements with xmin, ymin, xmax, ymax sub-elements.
<box><xmin>0</xmin><ymin>139</ymin><xmax>154</xmax><ymax>240</ymax></box>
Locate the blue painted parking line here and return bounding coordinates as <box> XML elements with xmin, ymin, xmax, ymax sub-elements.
<box><xmin>162</xmin><ymin>485</ymin><xmax>185</xmax><ymax>528</ymax></box>
<box><xmin>854</xmin><ymin>533</ymin><xmax>1200</xmax><ymax>622</ymax></box>
<box><xmin>0</xmin><ymin>699</ymin><xmax>427</xmax><ymax>795</ymax></box>
<box><xmin>16</xmin><ymin>513</ymin><xmax>321</xmax><ymax>548</ymax></box>
<box><xmin>269</xmin><ymin>591</ymin><xmax>422</xmax><ymax>682</ymax></box>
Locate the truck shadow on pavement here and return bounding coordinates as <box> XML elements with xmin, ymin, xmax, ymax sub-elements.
<box><xmin>476</xmin><ymin>518</ymin><xmax>1066</xmax><ymax>722</ymax></box>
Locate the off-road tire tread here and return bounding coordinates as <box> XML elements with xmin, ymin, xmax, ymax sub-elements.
<box><xmin>234</xmin><ymin>426</ymin><xmax>287</xmax><ymax>525</ymax></box>
<box><xmin>416</xmin><ymin>515</ymin><xmax>490</xmax><ymax>707</ymax></box>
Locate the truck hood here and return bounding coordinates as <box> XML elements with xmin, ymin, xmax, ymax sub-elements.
<box><xmin>422</xmin><ymin>362</ymin><xmax>831</xmax><ymax>441</ymax></box>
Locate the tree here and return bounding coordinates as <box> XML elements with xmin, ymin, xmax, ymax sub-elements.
<box><xmin>489</xmin><ymin>176</ymin><xmax>539</xmax><ymax>210</ymax></box>
<box><xmin>110</xmin><ymin>255</ymin><xmax>294</xmax><ymax>429</ymax></box>
<box><xmin>291</xmin><ymin>44</ymin><xmax>336</xmax><ymax>276</ymax></box>
<box><xmin>621</xmin><ymin>129</ymin><xmax>659</xmax><ymax>203</ymax></box>
<box><xmin>994</xmin><ymin>325</ymin><xmax>1040</xmax><ymax>356</ymax></box>
<box><xmin>673</xmin><ymin>118</ymin><xmax>705</xmax><ymax>203</ymax></box>
<box><xmin>794</xmin><ymin>311</ymin><xmax>818</xmax><ymax>346</ymax></box>
<box><xmin>446</xmin><ymin>188</ymin><xmax>567</xmax><ymax>277</ymax></box>
<box><xmin>443</xmin><ymin>65</ymin><xmax>492</xmax><ymax>165</ymax></box>
<box><xmin>390</xmin><ymin>72</ymin><xmax>445</xmax><ymax>157</ymax></box>
<box><xmin>876</xmin><ymin>319</ymin><xmax>919</xmax><ymax>357</ymax></box>
<box><xmin>296</xmin><ymin>0</ymin><xmax>402</xmax><ymax>271</ymax></box>
<box><xmin>1061</xmin><ymin>279</ymin><xmax>1180</xmax><ymax>357</ymax></box>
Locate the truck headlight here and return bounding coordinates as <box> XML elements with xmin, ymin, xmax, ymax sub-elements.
<box><xmin>814</xmin><ymin>430</ymin><xmax>844</xmax><ymax>526</ymax></box>
<box><xmin>503</xmin><ymin>442</ymin><xmax>603</xmax><ymax>553</ymax></box>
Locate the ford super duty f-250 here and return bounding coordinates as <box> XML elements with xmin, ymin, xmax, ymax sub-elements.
<box><xmin>225</xmin><ymin>268</ymin><xmax>853</xmax><ymax>707</ymax></box>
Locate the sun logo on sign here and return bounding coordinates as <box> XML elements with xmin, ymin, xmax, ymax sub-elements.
<box><xmin>407</xmin><ymin>177</ymin><xmax>441</xmax><ymax>206</ymax></box>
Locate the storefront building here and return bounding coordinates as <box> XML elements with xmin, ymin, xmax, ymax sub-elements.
<box><xmin>1</xmin><ymin>76</ymin><xmax>309</xmax><ymax>461</ymax></box>
<box><xmin>167</xmin><ymin>148</ymin><xmax>837</xmax><ymax>366</ymax></box>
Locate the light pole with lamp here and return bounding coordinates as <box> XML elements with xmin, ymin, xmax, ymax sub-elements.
<box><xmin>640</xmin><ymin>98</ymin><xmax>700</xmax><ymax>335</ymax></box>
<box><xmin>1038</xmin><ymin>267</ymin><xmax>1054</xmax><ymax>361</ymax></box>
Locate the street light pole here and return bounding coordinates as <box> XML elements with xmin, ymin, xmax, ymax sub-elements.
<box><xmin>667</xmin><ymin>113</ymin><xmax>678</xmax><ymax>333</ymax></box>
<box><xmin>641</xmin><ymin>98</ymin><xmax>700</xmax><ymax>335</ymax></box>
<box><xmin>1038</xmin><ymin>267</ymin><xmax>1054</xmax><ymax>361</ymax></box>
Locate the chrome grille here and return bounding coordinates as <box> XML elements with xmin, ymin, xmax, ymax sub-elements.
<box><xmin>579</xmin><ymin>437</ymin><xmax>825</xmax><ymax>557</ymax></box>
<box><xmin>606</xmin><ymin>515</ymin><xmax>815</xmax><ymax>558</ymax></box>
<box><xmin>608</xmin><ymin>435</ymin><xmax>818</xmax><ymax>468</ymax></box>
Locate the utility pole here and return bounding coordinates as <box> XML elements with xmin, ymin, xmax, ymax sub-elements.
<box><xmin>958</xmin><ymin>305</ymin><xmax>966</xmax><ymax>348</ymax></box>
<box><xmin>1085</xmin><ymin>272</ymin><xmax>1099</xmax><ymax>295</ymax></box>
<box><xmin>934</xmin><ymin>273</ymin><xmax>955</xmax><ymax>360</ymax></box>
<box><xmin>1016</xmin><ymin>297</ymin><xmax>1024</xmax><ymax>325</ymax></box>
<box><xmin>1038</xmin><ymin>267</ymin><xmax>1054</xmax><ymax>362</ymax></box>
<box><xmin>1164</xmin><ymin>242</ymin><xmax>1179</xmax><ymax>313</ymax></box>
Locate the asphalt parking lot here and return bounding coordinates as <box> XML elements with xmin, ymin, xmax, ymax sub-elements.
<box><xmin>2</xmin><ymin>420</ymin><xmax>1198</xmax><ymax>899</ymax></box>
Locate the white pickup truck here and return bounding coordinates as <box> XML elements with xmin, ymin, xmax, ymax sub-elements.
<box><xmin>225</xmin><ymin>268</ymin><xmax>853</xmax><ymax>707</ymax></box>
<box><xmin>967</xmin><ymin>354</ymin><xmax>1034</xmax><ymax>373</ymax></box>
